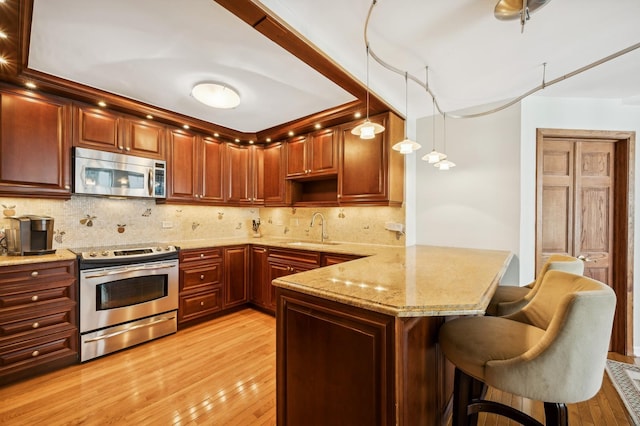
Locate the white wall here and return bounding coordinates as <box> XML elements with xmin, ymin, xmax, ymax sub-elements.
<box><xmin>414</xmin><ymin>103</ymin><xmax>522</xmax><ymax>284</ymax></box>
<box><xmin>412</xmin><ymin>95</ymin><xmax>640</xmax><ymax>354</ymax></box>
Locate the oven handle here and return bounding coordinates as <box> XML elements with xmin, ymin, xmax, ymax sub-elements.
<box><xmin>83</xmin><ymin>315</ymin><xmax>176</xmax><ymax>343</ymax></box>
<box><xmin>84</xmin><ymin>263</ymin><xmax>176</xmax><ymax>279</ymax></box>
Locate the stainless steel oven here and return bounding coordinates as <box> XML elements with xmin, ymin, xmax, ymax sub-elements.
<box><xmin>76</xmin><ymin>245</ymin><xmax>179</xmax><ymax>362</ymax></box>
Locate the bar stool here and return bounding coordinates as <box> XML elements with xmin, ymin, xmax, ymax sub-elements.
<box><xmin>439</xmin><ymin>270</ymin><xmax>616</xmax><ymax>426</ymax></box>
<box><xmin>486</xmin><ymin>254</ymin><xmax>584</xmax><ymax>316</ymax></box>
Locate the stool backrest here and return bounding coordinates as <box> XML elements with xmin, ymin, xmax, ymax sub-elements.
<box><xmin>523</xmin><ymin>255</ymin><xmax>584</xmax><ymax>303</ymax></box>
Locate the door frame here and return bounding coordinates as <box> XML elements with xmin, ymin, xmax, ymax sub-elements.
<box><xmin>536</xmin><ymin>128</ymin><xmax>635</xmax><ymax>355</ymax></box>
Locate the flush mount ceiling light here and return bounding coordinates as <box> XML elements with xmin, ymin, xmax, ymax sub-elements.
<box><xmin>351</xmin><ymin>45</ymin><xmax>385</xmax><ymax>139</ymax></box>
<box><xmin>191</xmin><ymin>82</ymin><xmax>240</xmax><ymax>109</ymax></box>
<box><xmin>392</xmin><ymin>72</ymin><xmax>421</xmax><ymax>154</ymax></box>
<box><xmin>494</xmin><ymin>0</ymin><xmax>552</xmax><ymax>32</ymax></box>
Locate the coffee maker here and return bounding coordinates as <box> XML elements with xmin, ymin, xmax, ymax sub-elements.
<box><xmin>6</xmin><ymin>215</ymin><xmax>55</xmax><ymax>255</ymax></box>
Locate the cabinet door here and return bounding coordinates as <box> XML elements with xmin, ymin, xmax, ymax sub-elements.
<box><xmin>338</xmin><ymin>112</ymin><xmax>404</xmax><ymax>205</ymax></box>
<box><xmin>125</xmin><ymin>118</ymin><xmax>165</xmax><ymax>159</ymax></box>
<box><xmin>285</xmin><ymin>136</ymin><xmax>308</xmax><ymax>178</ymax></box>
<box><xmin>225</xmin><ymin>143</ymin><xmax>251</xmax><ymax>204</ymax></box>
<box><xmin>309</xmin><ymin>128</ymin><xmax>337</xmax><ymax>176</ymax></box>
<box><xmin>166</xmin><ymin>128</ymin><xmax>198</xmax><ymax>202</ymax></box>
<box><xmin>0</xmin><ymin>89</ymin><xmax>72</xmax><ymax>198</ymax></box>
<box><xmin>223</xmin><ymin>246</ymin><xmax>248</xmax><ymax>309</ymax></box>
<box><xmin>250</xmin><ymin>246</ymin><xmax>270</xmax><ymax>310</ymax></box>
<box><xmin>264</xmin><ymin>142</ymin><xmax>291</xmax><ymax>206</ymax></box>
<box><xmin>74</xmin><ymin>104</ymin><xmax>121</xmax><ymax>152</ymax></box>
<box><xmin>200</xmin><ymin>136</ymin><xmax>225</xmax><ymax>203</ymax></box>
<box><xmin>251</xmin><ymin>145</ymin><xmax>264</xmax><ymax>204</ymax></box>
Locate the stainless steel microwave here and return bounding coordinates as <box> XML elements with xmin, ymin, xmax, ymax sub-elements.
<box><xmin>74</xmin><ymin>147</ymin><xmax>166</xmax><ymax>198</ymax></box>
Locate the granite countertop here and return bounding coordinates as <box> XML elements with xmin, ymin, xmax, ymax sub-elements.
<box><xmin>0</xmin><ymin>249</ymin><xmax>77</xmax><ymax>267</ymax></box>
<box><xmin>272</xmin><ymin>245</ymin><xmax>513</xmax><ymax>318</ymax></box>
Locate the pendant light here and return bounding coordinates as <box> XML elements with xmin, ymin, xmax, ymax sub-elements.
<box><xmin>434</xmin><ymin>114</ymin><xmax>456</xmax><ymax>170</ymax></box>
<box><xmin>392</xmin><ymin>72</ymin><xmax>421</xmax><ymax>154</ymax></box>
<box><xmin>421</xmin><ymin>67</ymin><xmax>446</xmax><ymax>163</ymax></box>
<box><xmin>351</xmin><ymin>44</ymin><xmax>385</xmax><ymax>139</ymax></box>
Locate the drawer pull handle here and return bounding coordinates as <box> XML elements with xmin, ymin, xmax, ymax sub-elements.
<box><xmin>200</xmin><ymin>301</ymin><xmax>205</xmax><ymax>306</ymax></box>
<box><xmin>32</xmin><ymin>322</ymin><xmax>40</xmax><ymax>329</ymax></box>
<box><xmin>31</xmin><ymin>271</ymin><xmax>39</xmax><ymax>278</ymax></box>
<box><xmin>200</xmin><ymin>274</ymin><xmax>205</xmax><ymax>280</ymax></box>
<box><xmin>31</xmin><ymin>295</ymin><xmax>39</xmax><ymax>302</ymax></box>
<box><xmin>32</xmin><ymin>350</ymin><xmax>40</xmax><ymax>357</ymax></box>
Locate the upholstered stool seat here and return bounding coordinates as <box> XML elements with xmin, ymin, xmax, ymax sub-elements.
<box><xmin>440</xmin><ymin>270</ymin><xmax>616</xmax><ymax>426</ymax></box>
<box><xmin>486</xmin><ymin>254</ymin><xmax>584</xmax><ymax>316</ymax></box>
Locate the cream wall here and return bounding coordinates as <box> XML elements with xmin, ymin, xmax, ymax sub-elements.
<box><xmin>412</xmin><ymin>95</ymin><xmax>640</xmax><ymax>354</ymax></box>
<box><xmin>0</xmin><ymin>197</ymin><xmax>405</xmax><ymax>249</ymax></box>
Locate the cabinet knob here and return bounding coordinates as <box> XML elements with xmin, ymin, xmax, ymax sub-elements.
<box><xmin>200</xmin><ymin>301</ymin><xmax>205</xmax><ymax>306</ymax></box>
<box><xmin>31</xmin><ymin>271</ymin><xmax>39</xmax><ymax>278</ymax></box>
<box><xmin>31</xmin><ymin>295</ymin><xmax>39</xmax><ymax>302</ymax></box>
<box><xmin>125</xmin><ymin>147</ymin><xmax>131</xmax><ymax>151</ymax></box>
<box><xmin>200</xmin><ymin>274</ymin><xmax>205</xmax><ymax>280</ymax></box>
<box><xmin>32</xmin><ymin>350</ymin><xmax>40</xmax><ymax>357</ymax></box>
<box><xmin>64</xmin><ymin>184</ymin><xmax>71</xmax><ymax>190</ymax></box>
<box><xmin>32</xmin><ymin>322</ymin><xmax>40</xmax><ymax>329</ymax></box>
<box><xmin>118</xmin><ymin>145</ymin><xmax>124</xmax><ymax>150</ymax></box>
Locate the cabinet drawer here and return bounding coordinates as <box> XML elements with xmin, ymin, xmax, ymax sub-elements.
<box><xmin>0</xmin><ymin>261</ymin><xmax>75</xmax><ymax>286</ymax></box>
<box><xmin>181</xmin><ymin>262</ymin><xmax>222</xmax><ymax>291</ymax></box>
<box><xmin>0</xmin><ymin>284</ymin><xmax>73</xmax><ymax>308</ymax></box>
<box><xmin>179</xmin><ymin>289</ymin><xmax>222</xmax><ymax>323</ymax></box>
<box><xmin>0</xmin><ymin>308</ymin><xmax>74</xmax><ymax>337</ymax></box>
<box><xmin>268</xmin><ymin>248</ymin><xmax>321</xmax><ymax>266</ymax></box>
<box><xmin>0</xmin><ymin>327</ymin><xmax>77</xmax><ymax>368</ymax></box>
<box><xmin>179</xmin><ymin>248</ymin><xmax>221</xmax><ymax>263</ymax></box>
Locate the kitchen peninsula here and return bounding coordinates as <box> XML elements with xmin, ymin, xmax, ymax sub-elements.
<box><xmin>273</xmin><ymin>245</ymin><xmax>512</xmax><ymax>426</ymax></box>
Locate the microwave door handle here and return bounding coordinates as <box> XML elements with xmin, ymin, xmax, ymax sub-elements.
<box><xmin>148</xmin><ymin>168</ymin><xmax>153</xmax><ymax>196</ymax></box>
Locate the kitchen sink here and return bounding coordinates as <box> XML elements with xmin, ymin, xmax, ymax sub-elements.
<box><xmin>286</xmin><ymin>241</ymin><xmax>340</xmax><ymax>248</ymax></box>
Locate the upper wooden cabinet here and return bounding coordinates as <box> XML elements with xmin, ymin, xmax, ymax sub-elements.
<box><xmin>264</xmin><ymin>142</ymin><xmax>291</xmax><ymax>206</ymax></box>
<box><xmin>0</xmin><ymin>87</ymin><xmax>72</xmax><ymax>198</ymax></box>
<box><xmin>225</xmin><ymin>144</ymin><xmax>263</xmax><ymax>205</ymax></box>
<box><xmin>286</xmin><ymin>128</ymin><xmax>337</xmax><ymax>179</ymax></box>
<box><xmin>338</xmin><ymin>112</ymin><xmax>404</xmax><ymax>206</ymax></box>
<box><xmin>165</xmin><ymin>129</ymin><xmax>225</xmax><ymax>204</ymax></box>
<box><xmin>73</xmin><ymin>104</ymin><xmax>165</xmax><ymax>160</ymax></box>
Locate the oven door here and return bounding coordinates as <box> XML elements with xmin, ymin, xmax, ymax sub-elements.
<box><xmin>79</xmin><ymin>259</ymin><xmax>179</xmax><ymax>333</ymax></box>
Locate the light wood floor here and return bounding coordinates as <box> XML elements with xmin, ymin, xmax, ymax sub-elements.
<box><xmin>0</xmin><ymin>308</ymin><xmax>635</xmax><ymax>425</ymax></box>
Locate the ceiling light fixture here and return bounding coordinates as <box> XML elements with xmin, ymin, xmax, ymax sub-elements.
<box><xmin>25</xmin><ymin>81</ymin><xmax>37</xmax><ymax>89</ymax></box>
<box><xmin>351</xmin><ymin>44</ymin><xmax>385</xmax><ymax>139</ymax></box>
<box><xmin>434</xmin><ymin>114</ymin><xmax>455</xmax><ymax>171</ymax></box>
<box><xmin>392</xmin><ymin>72</ymin><xmax>421</xmax><ymax>154</ymax></box>
<box><xmin>191</xmin><ymin>82</ymin><xmax>240</xmax><ymax>109</ymax></box>
<box><xmin>494</xmin><ymin>0</ymin><xmax>551</xmax><ymax>32</ymax></box>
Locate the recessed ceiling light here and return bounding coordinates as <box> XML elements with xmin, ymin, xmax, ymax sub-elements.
<box><xmin>183</xmin><ymin>124</ymin><xmax>190</xmax><ymax>130</ymax></box>
<box><xmin>213</xmin><ymin>133</ymin><xmax>220</xmax><ymax>137</ymax></box>
<box><xmin>25</xmin><ymin>81</ymin><xmax>36</xmax><ymax>89</ymax></box>
<box><xmin>249</xmin><ymin>140</ymin><xmax>254</xmax><ymax>144</ymax></box>
<box><xmin>97</xmin><ymin>101</ymin><xmax>107</xmax><ymax>107</ymax></box>
<box><xmin>0</xmin><ymin>32</ymin><xmax>7</xmax><ymax>39</ymax></box>
<box><xmin>354</xmin><ymin>112</ymin><xmax>362</xmax><ymax>119</ymax></box>
<box><xmin>234</xmin><ymin>138</ymin><xmax>240</xmax><ymax>143</ymax></box>
<box><xmin>0</xmin><ymin>57</ymin><xmax>8</xmax><ymax>65</ymax></box>
<box><xmin>146</xmin><ymin>114</ymin><xmax>153</xmax><ymax>120</ymax></box>
<box><xmin>266</xmin><ymin>138</ymin><xmax>272</xmax><ymax>143</ymax></box>
<box><xmin>288</xmin><ymin>131</ymin><xmax>294</xmax><ymax>137</ymax></box>
<box><xmin>191</xmin><ymin>82</ymin><xmax>240</xmax><ymax>109</ymax></box>
<box><xmin>314</xmin><ymin>123</ymin><xmax>322</xmax><ymax>129</ymax></box>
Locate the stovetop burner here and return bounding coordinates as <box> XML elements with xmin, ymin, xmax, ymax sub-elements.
<box><xmin>71</xmin><ymin>243</ymin><xmax>179</xmax><ymax>268</ymax></box>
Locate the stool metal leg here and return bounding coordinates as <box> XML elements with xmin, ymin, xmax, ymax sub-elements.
<box><xmin>543</xmin><ymin>402</ymin><xmax>568</xmax><ymax>426</ymax></box>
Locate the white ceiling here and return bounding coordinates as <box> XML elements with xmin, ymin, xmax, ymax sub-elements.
<box><xmin>28</xmin><ymin>0</ymin><xmax>640</xmax><ymax>134</ymax></box>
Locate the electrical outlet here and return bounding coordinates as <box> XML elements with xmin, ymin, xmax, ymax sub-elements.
<box><xmin>162</xmin><ymin>221</ymin><xmax>173</xmax><ymax>229</ymax></box>
<box><xmin>385</xmin><ymin>222</ymin><xmax>404</xmax><ymax>232</ymax></box>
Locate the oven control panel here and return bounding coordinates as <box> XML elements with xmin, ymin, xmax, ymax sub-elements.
<box><xmin>78</xmin><ymin>245</ymin><xmax>177</xmax><ymax>261</ymax></box>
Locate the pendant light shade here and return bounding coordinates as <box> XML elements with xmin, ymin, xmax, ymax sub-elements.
<box><xmin>351</xmin><ymin>44</ymin><xmax>385</xmax><ymax>139</ymax></box>
<box><xmin>392</xmin><ymin>72</ymin><xmax>421</xmax><ymax>154</ymax></box>
<box><xmin>434</xmin><ymin>159</ymin><xmax>456</xmax><ymax>170</ymax></box>
<box><xmin>423</xmin><ymin>149</ymin><xmax>447</xmax><ymax>163</ymax></box>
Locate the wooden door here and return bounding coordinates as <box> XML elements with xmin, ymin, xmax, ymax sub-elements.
<box><xmin>309</xmin><ymin>128</ymin><xmax>337</xmax><ymax>176</ymax></box>
<box><xmin>251</xmin><ymin>145</ymin><xmax>264</xmax><ymax>204</ymax></box>
<box><xmin>166</xmin><ymin>128</ymin><xmax>198</xmax><ymax>202</ymax></box>
<box><xmin>225</xmin><ymin>143</ymin><xmax>251</xmax><ymax>204</ymax></box>
<box><xmin>223</xmin><ymin>246</ymin><xmax>248</xmax><ymax>309</ymax></box>
<box><xmin>200</xmin><ymin>136</ymin><xmax>225</xmax><ymax>203</ymax></box>
<box><xmin>264</xmin><ymin>142</ymin><xmax>291</xmax><ymax>206</ymax></box>
<box><xmin>536</xmin><ymin>129</ymin><xmax>634</xmax><ymax>355</ymax></box>
<box><xmin>74</xmin><ymin>104</ymin><xmax>121</xmax><ymax>152</ymax></box>
<box><xmin>125</xmin><ymin>118</ymin><xmax>165</xmax><ymax>159</ymax></box>
<box><xmin>285</xmin><ymin>135</ymin><xmax>308</xmax><ymax>178</ymax></box>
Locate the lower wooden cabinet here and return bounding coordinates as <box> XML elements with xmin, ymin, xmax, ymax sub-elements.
<box><xmin>249</xmin><ymin>246</ymin><xmax>271</xmax><ymax>312</ymax></box>
<box><xmin>178</xmin><ymin>248</ymin><xmax>223</xmax><ymax>325</ymax></box>
<box><xmin>223</xmin><ymin>246</ymin><xmax>248</xmax><ymax>309</ymax></box>
<box><xmin>0</xmin><ymin>259</ymin><xmax>78</xmax><ymax>384</ymax></box>
<box><xmin>267</xmin><ymin>248</ymin><xmax>320</xmax><ymax>312</ymax></box>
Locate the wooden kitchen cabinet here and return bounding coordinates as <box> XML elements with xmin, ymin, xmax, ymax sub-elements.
<box><xmin>0</xmin><ymin>86</ymin><xmax>72</xmax><ymax>199</ymax></box>
<box><xmin>267</xmin><ymin>248</ymin><xmax>320</xmax><ymax>309</ymax></box>
<box><xmin>338</xmin><ymin>112</ymin><xmax>404</xmax><ymax>206</ymax></box>
<box><xmin>249</xmin><ymin>246</ymin><xmax>272</xmax><ymax>313</ymax></box>
<box><xmin>321</xmin><ymin>252</ymin><xmax>363</xmax><ymax>266</ymax></box>
<box><xmin>165</xmin><ymin>129</ymin><xmax>225</xmax><ymax>204</ymax></box>
<box><xmin>223</xmin><ymin>246</ymin><xmax>249</xmax><ymax>309</ymax></box>
<box><xmin>225</xmin><ymin>143</ymin><xmax>263</xmax><ymax>205</ymax></box>
<box><xmin>286</xmin><ymin>128</ymin><xmax>337</xmax><ymax>179</ymax></box>
<box><xmin>264</xmin><ymin>141</ymin><xmax>291</xmax><ymax>206</ymax></box>
<box><xmin>73</xmin><ymin>103</ymin><xmax>165</xmax><ymax>160</ymax></box>
<box><xmin>0</xmin><ymin>259</ymin><xmax>78</xmax><ymax>384</ymax></box>
<box><xmin>178</xmin><ymin>248</ymin><xmax>223</xmax><ymax>325</ymax></box>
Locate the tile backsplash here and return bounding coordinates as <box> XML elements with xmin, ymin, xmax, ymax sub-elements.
<box><xmin>0</xmin><ymin>197</ymin><xmax>405</xmax><ymax>250</ymax></box>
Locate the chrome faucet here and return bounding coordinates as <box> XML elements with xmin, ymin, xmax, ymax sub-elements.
<box><xmin>310</xmin><ymin>212</ymin><xmax>328</xmax><ymax>243</ymax></box>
